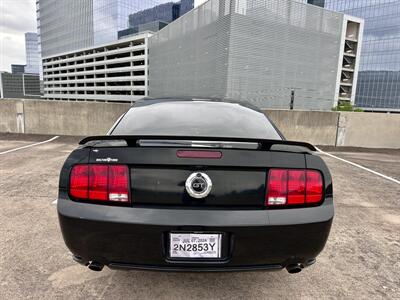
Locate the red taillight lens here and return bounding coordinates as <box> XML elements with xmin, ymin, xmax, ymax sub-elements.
<box><xmin>306</xmin><ymin>170</ymin><xmax>323</xmax><ymax>203</ymax></box>
<box><xmin>69</xmin><ymin>164</ymin><xmax>130</xmax><ymax>204</ymax></box>
<box><xmin>70</xmin><ymin>165</ymin><xmax>89</xmax><ymax>199</ymax></box>
<box><xmin>287</xmin><ymin>170</ymin><xmax>306</xmax><ymax>204</ymax></box>
<box><xmin>266</xmin><ymin>169</ymin><xmax>323</xmax><ymax>207</ymax></box>
<box><xmin>108</xmin><ymin>165</ymin><xmax>129</xmax><ymax>203</ymax></box>
<box><xmin>88</xmin><ymin>165</ymin><xmax>108</xmax><ymax>201</ymax></box>
<box><xmin>266</xmin><ymin>169</ymin><xmax>287</xmax><ymax>205</ymax></box>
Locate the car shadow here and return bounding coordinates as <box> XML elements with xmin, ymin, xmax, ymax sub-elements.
<box><xmin>105</xmin><ymin>269</ymin><xmax>294</xmax><ymax>299</ymax></box>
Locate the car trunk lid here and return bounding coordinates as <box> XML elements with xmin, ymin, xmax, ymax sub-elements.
<box><xmin>85</xmin><ymin>136</ymin><xmax>310</xmax><ymax>207</ymax></box>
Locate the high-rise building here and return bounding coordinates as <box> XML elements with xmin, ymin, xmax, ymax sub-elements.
<box><xmin>37</xmin><ymin>0</ymin><xmax>174</xmax><ymax>58</ymax></box>
<box><xmin>93</xmin><ymin>0</ymin><xmax>172</xmax><ymax>45</ymax></box>
<box><xmin>307</xmin><ymin>0</ymin><xmax>325</xmax><ymax>7</ymax></box>
<box><xmin>37</xmin><ymin>0</ymin><xmax>94</xmax><ymax>58</ymax></box>
<box><xmin>0</xmin><ymin>72</ymin><xmax>41</xmax><ymax>99</ymax></box>
<box><xmin>11</xmin><ymin>65</ymin><xmax>25</xmax><ymax>74</ymax></box>
<box><xmin>324</xmin><ymin>0</ymin><xmax>400</xmax><ymax>110</ymax></box>
<box><xmin>118</xmin><ymin>0</ymin><xmax>194</xmax><ymax>39</ymax></box>
<box><xmin>37</xmin><ymin>0</ymin><xmax>196</xmax><ymax>102</ymax></box>
<box><xmin>25</xmin><ymin>33</ymin><xmax>40</xmax><ymax>74</ymax></box>
<box><xmin>295</xmin><ymin>0</ymin><xmax>325</xmax><ymax>7</ymax></box>
<box><xmin>149</xmin><ymin>0</ymin><xmax>363</xmax><ymax>110</ymax></box>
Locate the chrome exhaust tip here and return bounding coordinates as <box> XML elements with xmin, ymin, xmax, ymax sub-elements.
<box><xmin>286</xmin><ymin>263</ymin><xmax>304</xmax><ymax>274</ymax></box>
<box><xmin>88</xmin><ymin>261</ymin><xmax>104</xmax><ymax>272</ymax></box>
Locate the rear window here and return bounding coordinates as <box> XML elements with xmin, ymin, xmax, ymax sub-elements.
<box><xmin>111</xmin><ymin>101</ymin><xmax>282</xmax><ymax>140</ymax></box>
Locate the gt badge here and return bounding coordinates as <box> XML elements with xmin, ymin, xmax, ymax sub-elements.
<box><xmin>185</xmin><ymin>172</ymin><xmax>212</xmax><ymax>199</ymax></box>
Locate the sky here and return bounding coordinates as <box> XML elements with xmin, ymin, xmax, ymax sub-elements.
<box><xmin>0</xmin><ymin>0</ymin><xmax>37</xmax><ymax>72</ymax></box>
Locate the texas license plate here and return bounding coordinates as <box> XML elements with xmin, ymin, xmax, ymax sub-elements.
<box><xmin>169</xmin><ymin>233</ymin><xmax>222</xmax><ymax>259</ymax></box>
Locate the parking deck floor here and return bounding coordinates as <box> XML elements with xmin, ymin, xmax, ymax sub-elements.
<box><xmin>0</xmin><ymin>133</ymin><xmax>399</xmax><ymax>299</ymax></box>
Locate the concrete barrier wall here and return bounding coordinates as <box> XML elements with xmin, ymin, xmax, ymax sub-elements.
<box><xmin>0</xmin><ymin>99</ymin><xmax>130</xmax><ymax>136</ymax></box>
<box><xmin>0</xmin><ymin>99</ymin><xmax>399</xmax><ymax>148</ymax></box>
<box><xmin>264</xmin><ymin>110</ymin><xmax>339</xmax><ymax>146</ymax></box>
<box><xmin>23</xmin><ymin>100</ymin><xmax>130</xmax><ymax>136</ymax></box>
<box><xmin>0</xmin><ymin>100</ymin><xmax>23</xmax><ymax>133</ymax></box>
<box><xmin>337</xmin><ymin>112</ymin><xmax>400</xmax><ymax>148</ymax></box>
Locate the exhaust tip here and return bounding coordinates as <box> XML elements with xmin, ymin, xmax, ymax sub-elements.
<box><xmin>286</xmin><ymin>263</ymin><xmax>303</xmax><ymax>274</ymax></box>
<box><xmin>88</xmin><ymin>261</ymin><xmax>104</xmax><ymax>272</ymax></box>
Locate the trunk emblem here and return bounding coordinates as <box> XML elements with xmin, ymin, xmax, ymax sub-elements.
<box><xmin>185</xmin><ymin>172</ymin><xmax>212</xmax><ymax>199</ymax></box>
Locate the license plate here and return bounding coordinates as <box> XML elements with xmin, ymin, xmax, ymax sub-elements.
<box><xmin>169</xmin><ymin>233</ymin><xmax>222</xmax><ymax>259</ymax></box>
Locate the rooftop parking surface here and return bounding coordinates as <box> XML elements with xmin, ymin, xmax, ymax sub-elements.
<box><xmin>0</xmin><ymin>133</ymin><xmax>399</xmax><ymax>299</ymax></box>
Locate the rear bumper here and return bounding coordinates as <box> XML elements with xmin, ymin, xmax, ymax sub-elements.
<box><xmin>57</xmin><ymin>197</ymin><xmax>334</xmax><ymax>271</ymax></box>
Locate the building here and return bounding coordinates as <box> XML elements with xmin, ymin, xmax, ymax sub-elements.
<box><xmin>118</xmin><ymin>0</ymin><xmax>194</xmax><ymax>39</ymax></box>
<box><xmin>37</xmin><ymin>0</ymin><xmax>94</xmax><ymax>58</ymax></box>
<box><xmin>93</xmin><ymin>0</ymin><xmax>170</xmax><ymax>45</ymax></box>
<box><xmin>25</xmin><ymin>33</ymin><xmax>40</xmax><ymax>74</ymax></box>
<box><xmin>37</xmin><ymin>0</ymin><xmax>194</xmax><ymax>102</ymax></box>
<box><xmin>127</xmin><ymin>0</ymin><xmax>193</xmax><ymax>28</ymax></box>
<box><xmin>305</xmin><ymin>0</ymin><xmax>325</xmax><ymax>7</ymax></box>
<box><xmin>11</xmin><ymin>65</ymin><xmax>26</xmax><ymax>74</ymax></box>
<box><xmin>324</xmin><ymin>0</ymin><xmax>400</xmax><ymax>110</ymax></box>
<box><xmin>42</xmin><ymin>33</ymin><xmax>151</xmax><ymax>101</ymax></box>
<box><xmin>37</xmin><ymin>0</ymin><xmax>174</xmax><ymax>58</ymax></box>
<box><xmin>148</xmin><ymin>0</ymin><xmax>363</xmax><ymax>110</ymax></box>
<box><xmin>0</xmin><ymin>72</ymin><xmax>41</xmax><ymax>99</ymax></box>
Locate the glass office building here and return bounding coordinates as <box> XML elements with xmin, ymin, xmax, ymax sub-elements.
<box><xmin>296</xmin><ymin>0</ymin><xmax>325</xmax><ymax>7</ymax></box>
<box><xmin>118</xmin><ymin>0</ymin><xmax>194</xmax><ymax>39</ymax></box>
<box><xmin>149</xmin><ymin>0</ymin><xmax>362</xmax><ymax>110</ymax></box>
<box><xmin>11</xmin><ymin>65</ymin><xmax>25</xmax><ymax>74</ymax></box>
<box><xmin>37</xmin><ymin>0</ymin><xmax>94</xmax><ymax>57</ymax></box>
<box><xmin>25</xmin><ymin>33</ymin><xmax>40</xmax><ymax>74</ymax></box>
<box><xmin>93</xmin><ymin>0</ymin><xmax>174</xmax><ymax>45</ymax></box>
<box><xmin>325</xmin><ymin>0</ymin><xmax>400</xmax><ymax>110</ymax></box>
<box><xmin>37</xmin><ymin>0</ymin><xmax>174</xmax><ymax>58</ymax></box>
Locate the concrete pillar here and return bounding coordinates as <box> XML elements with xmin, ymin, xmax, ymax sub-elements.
<box><xmin>336</xmin><ymin>112</ymin><xmax>347</xmax><ymax>146</ymax></box>
<box><xmin>16</xmin><ymin>101</ymin><xmax>25</xmax><ymax>133</ymax></box>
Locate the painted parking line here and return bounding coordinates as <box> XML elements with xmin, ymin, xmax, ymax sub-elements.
<box><xmin>0</xmin><ymin>136</ymin><xmax>60</xmax><ymax>155</ymax></box>
<box><xmin>316</xmin><ymin>147</ymin><xmax>400</xmax><ymax>185</ymax></box>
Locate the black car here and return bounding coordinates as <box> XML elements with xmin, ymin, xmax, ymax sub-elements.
<box><xmin>57</xmin><ymin>98</ymin><xmax>333</xmax><ymax>273</ymax></box>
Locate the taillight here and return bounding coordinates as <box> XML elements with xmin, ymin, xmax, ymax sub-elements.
<box><xmin>89</xmin><ymin>165</ymin><xmax>108</xmax><ymax>201</ymax></box>
<box><xmin>69</xmin><ymin>164</ymin><xmax>130</xmax><ymax>204</ymax></box>
<box><xmin>266</xmin><ymin>169</ymin><xmax>287</xmax><ymax>205</ymax></box>
<box><xmin>306</xmin><ymin>170</ymin><xmax>324</xmax><ymax>203</ymax></box>
<box><xmin>288</xmin><ymin>170</ymin><xmax>306</xmax><ymax>204</ymax></box>
<box><xmin>266</xmin><ymin>169</ymin><xmax>323</xmax><ymax>207</ymax></box>
<box><xmin>70</xmin><ymin>165</ymin><xmax>89</xmax><ymax>199</ymax></box>
<box><xmin>108</xmin><ymin>165</ymin><xmax>129</xmax><ymax>202</ymax></box>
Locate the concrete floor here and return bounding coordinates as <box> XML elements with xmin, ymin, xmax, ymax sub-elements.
<box><xmin>0</xmin><ymin>133</ymin><xmax>399</xmax><ymax>299</ymax></box>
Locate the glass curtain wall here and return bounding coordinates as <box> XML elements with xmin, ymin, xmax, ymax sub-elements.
<box><xmin>325</xmin><ymin>0</ymin><xmax>400</xmax><ymax>109</ymax></box>
<box><xmin>93</xmin><ymin>0</ymin><xmax>173</xmax><ymax>45</ymax></box>
<box><xmin>25</xmin><ymin>33</ymin><xmax>40</xmax><ymax>74</ymax></box>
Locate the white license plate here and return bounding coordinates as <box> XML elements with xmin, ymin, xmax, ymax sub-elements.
<box><xmin>169</xmin><ymin>233</ymin><xmax>222</xmax><ymax>259</ymax></box>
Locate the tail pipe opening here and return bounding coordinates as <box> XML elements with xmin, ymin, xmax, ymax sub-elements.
<box><xmin>286</xmin><ymin>263</ymin><xmax>304</xmax><ymax>274</ymax></box>
<box><xmin>88</xmin><ymin>261</ymin><xmax>104</xmax><ymax>272</ymax></box>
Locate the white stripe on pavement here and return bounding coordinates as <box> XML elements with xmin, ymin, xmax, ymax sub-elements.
<box><xmin>0</xmin><ymin>136</ymin><xmax>60</xmax><ymax>155</ymax></box>
<box><xmin>316</xmin><ymin>147</ymin><xmax>400</xmax><ymax>185</ymax></box>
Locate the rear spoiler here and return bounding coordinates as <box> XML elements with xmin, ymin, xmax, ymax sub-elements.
<box><xmin>79</xmin><ymin>135</ymin><xmax>317</xmax><ymax>152</ymax></box>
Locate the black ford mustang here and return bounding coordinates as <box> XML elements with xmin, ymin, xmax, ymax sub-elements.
<box><xmin>57</xmin><ymin>98</ymin><xmax>333</xmax><ymax>273</ymax></box>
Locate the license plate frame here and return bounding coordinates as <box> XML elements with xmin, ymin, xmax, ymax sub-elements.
<box><xmin>168</xmin><ymin>232</ymin><xmax>224</xmax><ymax>260</ymax></box>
